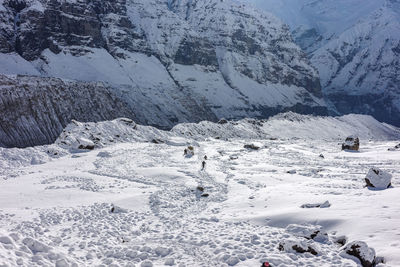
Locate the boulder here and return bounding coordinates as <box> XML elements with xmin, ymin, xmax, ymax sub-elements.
<box><xmin>278</xmin><ymin>239</ymin><xmax>318</xmax><ymax>255</ymax></box>
<box><xmin>244</xmin><ymin>144</ymin><xmax>260</xmax><ymax>150</ymax></box>
<box><xmin>218</xmin><ymin>118</ymin><xmax>228</xmax><ymax>124</ymax></box>
<box><xmin>285</xmin><ymin>224</ymin><xmax>329</xmax><ymax>243</ymax></box>
<box><xmin>341</xmin><ymin>241</ymin><xmax>376</xmax><ymax>267</ymax></box>
<box><xmin>342</xmin><ymin>136</ymin><xmax>360</xmax><ymax>151</ymax></box>
<box><xmin>365</xmin><ymin>168</ymin><xmax>392</xmax><ymax>189</ymax></box>
<box><xmin>184</xmin><ymin>146</ymin><xmax>195</xmax><ymax>158</ymax></box>
<box><xmin>77</xmin><ymin>137</ymin><xmax>95</xmax><ymax>150</ymax></box>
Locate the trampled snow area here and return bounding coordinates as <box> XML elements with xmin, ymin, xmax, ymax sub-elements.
<box><xmin>1</xmin><ymin>114</ymin><xmax>400</xmax><ymax>266</ymax></box>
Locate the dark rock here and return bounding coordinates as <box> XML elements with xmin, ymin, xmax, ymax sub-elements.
<box><xmin>201</xmin><ymin>193</ymin><xmax>209</xmax><ymax>198</ymax></box>
<box><xmin>151</xmin><ymin>139</ymin><xmax>164</xmax><ymax>144</ymax></box>
<box><xmin>218</xmin><ymin>118</ymin><xmax>228</xmax><ymax>124</ymax></box>
<box><xmin>196</xmin><ymin>186</ymin><xmax>204</xmax><ymax>192</ymax></box>
<box><xmin>244</xmin><ymin>144</ymin><xmax>260</xmax><ymax>150</ymax></box>
<box><xmin>78</xmin><ymin>144</ymin><xmax>95</xmax><ymax>150</ymax></box>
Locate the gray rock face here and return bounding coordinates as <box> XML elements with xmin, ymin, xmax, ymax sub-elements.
<box><xmin>0</xmin><ymin>74</ymin><xmax>135</xmax><ymax>148</ymax></box>
<box><xmin>0</xmin><ymin>0</ymin><xmax>327</xmax><ymax>147</ymax></box>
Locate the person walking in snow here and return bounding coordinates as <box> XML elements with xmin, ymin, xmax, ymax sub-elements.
<box><xmin>201</xmin><ymin>160</ymin><xmax>206</xmax><ymax>170</ymax></box>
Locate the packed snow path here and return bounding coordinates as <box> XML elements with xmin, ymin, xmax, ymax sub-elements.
<box><xmin>0</xmin><ymin>139</ymin><xmax>399</xmax><ymax>266</ymax></box>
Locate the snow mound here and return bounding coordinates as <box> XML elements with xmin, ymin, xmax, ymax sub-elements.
<box><xmin>51</xmin><ymin>112</ymin><xmax>400</xmax><ymax>152</ymax></box>
<box><xmin>365</xmin><ymin>168</ymin><xmax>392</xmax><ymax>190</ymax></box>
<box><xmin>172</xmin><ymin>112</ymin><xmax>400</xmax><ymax>141</ymax></box>
<box><xmin>55</xmin><ymin>118</ymin><xmax>175</xmax><ymax>150</ymax></box>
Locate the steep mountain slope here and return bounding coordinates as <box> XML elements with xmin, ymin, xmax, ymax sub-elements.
<box><xmin>242</xmin><ymin>0</ymin><xmax>400</xmax><ymax>126</ymax></box>
<box><xmin>0</xmin><ymin>0</ymin><xmax>326</xmax><ymax>147</ymax></box>
<box><xmin>312</xmin><ymin>2</ymin><xmax>400</xmax><ymax>125</ymax></box>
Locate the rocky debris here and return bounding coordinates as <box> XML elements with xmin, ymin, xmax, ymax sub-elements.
<box><xmin>286</xmin><ymin>224</ymin><xmax>329</xmax><ymax>243</ymax></box>
<box><xmin>301</xmin><ymin>200</ymin><xmax>331</xmax><ymax>209</ymax></box>
<box><xmin>278</xmin><ymin>239</ymin><xmax>319</xmax><ymax>256</ymax></box>
<box><xmin>342</xmin><ymin>136</ymin><xmax>360</xmax><ymax>151</ymax></box>
<box><xmin>201</xmin><ymin>193</ymin><xmax>209</xmax><ymax>198</ymax></box>
<box><xmin>244</xmin><ymin>144</ymin><xmax>260</xmax><ymax>150</ymax></box>
<box><xmin>287</xmin><ymin>169</ymin><xmax>297</xmax><ymax>174</ymax></box>
<box><xmin>341</xmin><ymin>241</ymin><xmax>377</xmax><ymax>267</ymax></box>
<box><xmin>218</xmin><ymin>119</ymin><xmax>228</xmax><ymax>124</ymax></box>
<box><xmin>365</xmin><ymin>168</ymin><xmax>392</xmax><ymax>189</ymax></box>
<box><xmin>151</xmin><ymin>139</ymin><xmax>164</xmax><ymax>144</ymax></box>
<box><xmin>319</xmin><ymin>154</ymin><xmax>325</xmax><ymax>158</ymax></box>
<box><xmin>388</xmin><ymin>143</ymin><xmax>400</xmax><ymax>151</ymax></box>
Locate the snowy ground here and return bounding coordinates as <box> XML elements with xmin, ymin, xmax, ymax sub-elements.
<box><xmin>1</xmin><ymin>117</ymin><xmax>400</xmax><ymax>266</ymax></box>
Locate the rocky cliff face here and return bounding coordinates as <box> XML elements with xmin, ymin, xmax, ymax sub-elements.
<box><xmin>0</xmin><ymin>0</ymin><xmax>326</xmax><ymax>147</ymax></box>
<box><xmin>0</xmin><ymin>74</ymin><xmax>136</xmax><ymax>148</ymax></box>
<box><xmin>241</xmin><ymin>0</ymin><xmax>400</xmax><ymax>126</ymax></box>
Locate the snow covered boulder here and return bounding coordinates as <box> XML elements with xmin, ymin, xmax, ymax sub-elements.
<box><xmin>278</xmin><ymin>239</ymin><xmax>319</xmax><ymax>255</ymax></box>
<box><xmin>301</xmin><ymin>200</ymin><xmax>331</xmax><ymax>209</ymax></box>
<box><xmin>365</xmin><ymin>168</ymin><xmax>392</xmax><ymax>189</ymax></box>
<box><xmin>341</xmin><ymin>241</ymin><xmax>376</xmax><ymax>267</ymax></box>
<box><xmin>77</xmin><ymin>138</ymin><xmax>95</xmax><ymax>150</ymax></box>
<box><xmin>342</xmin><ymin>136</ymin><xmax>360</xmax><ymax>151</ymax></box>
<box><xmin>285</xmin><ymin>224</ymin><xmax>329</xmax><ymax>243</ymax></box>
<box><xmin>184</xmin><ymin>146</ymin><xmax>195</xmax><ymax>158</ymax></box>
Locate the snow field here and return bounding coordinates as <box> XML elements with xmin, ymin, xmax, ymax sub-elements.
<box><xmin>0</xmin><ymin>136</ymin><xmax>399</xmax><ymax>266</ymax></box>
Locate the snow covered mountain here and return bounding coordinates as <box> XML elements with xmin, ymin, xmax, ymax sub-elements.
<box><xmin>0</xmin><ymin>0</ymin><xmax>326</xmax><ymax>147</ymax></box>
<box><xmin>242</xmin><ymin>0</ymin><xmax>400</xmax><ymax>126</ymax></box>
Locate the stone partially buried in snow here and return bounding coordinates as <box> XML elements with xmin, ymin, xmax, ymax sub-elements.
<box><xmin>301</xmin><ymin>200</ymin><xmax>331</xmax><ymax>209</ymax></box>
<box><xmin>285</xmin><ymin>224</ymin><xmax>329</xmax><ymax>243</ymax></box>
<box><xmin>341</xmin><ymin>241</ymin><xmax>376</xmax><ymax>267</ymax></box>
<box><xmin>388</xmin><ymin>143</ymin><xmax>400</xmax><ymax>151</ymax></box>
<box><xmin>244</xmin><ymin>143</ymin><xmax>261</xmax><ymax>150</ymax></box>
<box><xmin>365</xmin><ymin>168</ymin><xmax>392</xmax><ymax>189</ymax></box>
<box><xmin>342</xmin><ymin>136</ymin><xmax>360</xmax><ymax>151</ymax></box>
<box><xmin>278</xmin><ymin>239</ymin><xmax>319</xmax><ymax>255</ymax></box>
